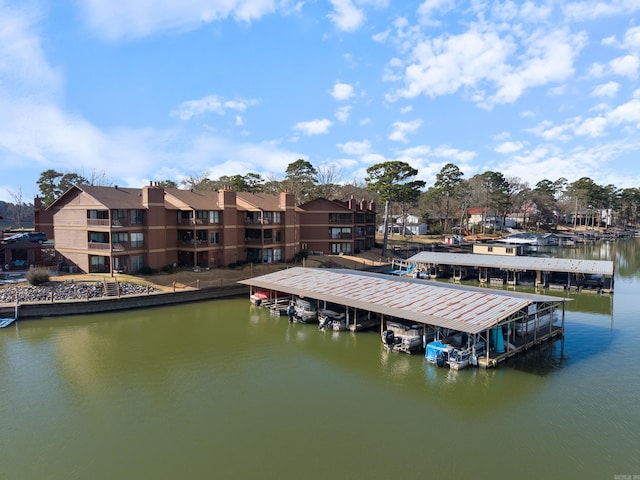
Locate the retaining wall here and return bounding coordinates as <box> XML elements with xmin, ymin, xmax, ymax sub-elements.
<box><xmin>12</xmin><ymin>284</ymin><xmax>249</xmax><ymax>320</ymax></box>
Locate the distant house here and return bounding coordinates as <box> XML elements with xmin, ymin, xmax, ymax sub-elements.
<box><xmin>497</xmin><ymin>232</ymin><xmax>559</xmax><ymax>246</ymax></box>
<box><xmin>473</xmin><ymin>243</ymin><xmax>524</xmax><ymax>256</ymax></box>
<box><xmin>467</xmin><ymin>208</ymin><xmax>502</xmax><ymax>230</ymax></box>
<box><xmin>380</xmin><ymin>214</ymin><xmax>429</xmax><ymax>235</ymax></box>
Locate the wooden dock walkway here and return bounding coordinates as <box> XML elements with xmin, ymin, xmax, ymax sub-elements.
<box><xmin>477</xmin><ymin>325</ymin><xmax>564</xmax><ymax>368</ymax></box>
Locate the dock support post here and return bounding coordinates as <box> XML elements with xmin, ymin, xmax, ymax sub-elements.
<box><xmin>486</xmin><ymin>327</ymin><xmax>490</xmax><ymax>367</ymax></box>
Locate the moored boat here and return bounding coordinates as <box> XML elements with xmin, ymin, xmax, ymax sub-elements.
<box><xmin>382</xmin><ymin>320</ymin><xmax>423</xmax><ymax>354</ymax></box>
<box><xmin>447</xmin><ymin>348</ymin><xmax>471</xmax><ymax>370</ymax></box>
<box><xmin>318</xmin><ymin>308</ymin><xmax>347</xmax><ymax>331</ymax></box>
<box><xmin>294</xmin><ymin>297</ymin><xmax>318</xmax><ymax>323</ymax></box>
<box><xmin>0</xmin><ymin>317</ymin><xmax>17</xmax><ymax>328</ymax></box>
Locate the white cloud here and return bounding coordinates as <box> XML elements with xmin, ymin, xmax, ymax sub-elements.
<box><xmin>563</xmin><ymin>1</ymin><xmax>640</xmax><ymax>21</ymax></box>
<box><xmin>171</xmin><ymin>95</ymin><xmax>259</xmax><ymax>121</ymax></box>
<box><xmin>588</xmin><ymin>62</ymin><xmax>606</xmax><ymax>77</ymax></box>
<box><xmin>574</xmin><ymin>116</ymin><xmax>608</xmax><ymax>137</ymax></box>
<box><xmin>0</xmin><ymin>3</ymin><xmax>62</xmax><ymax>101</ymax></box>
<box><xmin>495</xmin><ymin>141</ymin><xmax>525</xmax><ymax>154</ymax></box>
<box><xmin>417</xmin><ymin>0</ymin><xmax>455</xmax><ymax>25</ymax></box>
<box><xmin>327</xmin><ymin>0</ymin><xmax>365</xmax><ymax>32</ymax></box>
<box><xmin>527</xmin><ymin>120</ymin><xmax>573</xmax><ymax>142</ymax></box>
<box><xmin>607</xmin><ymin>98</ymin><xmax>640</xmax><ymax>126</ymax></box>
<box><xmin>591</xmin><ymin>81</ymin><xmax>620</xmax><ymax>97</ymax></box>
<box><xmin>292</xmin><ymin>118</ymin><xmax>333</xmax><ymax>135</ymax></box>
<box><xmin>76</xmin><ymin>0</ymin><xmax>279</xmax><ymax>41</ymax></box>
<box><xmin>335</xmin><ymin>106</ymin><xmax>352</xmax><ymax>123</ymax></box>
<box><xmin>387</xmin><ymin>12</ymin><xmax>586</xmax><ymax>108</ymax></box>
<box><xmin>623</xmin><ymin>25</ymin><xmax>640</xmax><ymax>50</ymax></box>
<box><xmin>372</xmin><ymin>29</ymin><xmax>390</xmax><ymax>43</ymax></box>
<box><xmin>389</xmin><ymin>27</ymin><xmax>515</xmax><ymax>101</ymax></box>
<box><xmin>338</xmin><ymin>140</ymin><xmax>371</xmax><ymax>155</ymax></box>
<box><xmin>431</xmin><ymin>145</ymin><xmax>476</xmax><ymax>162</ymax></box>
<box><xmin>330</xmin><ymin>82</ymin><xmax>354</xmax><ymax>101</ymax></box>
<box><xmin>489</xmin><ymin>29</ymin><xmax>586</xmax><ymax>105</ymax></box>
<box><xmin>609</xmin><ymin>54</ymin><xmax>639</xmax><ymax>79</ymax></box>
<box><xmin>388</xmin><ymin>119</ymin><xmax>422</xmax><ymax>142</ymax></box>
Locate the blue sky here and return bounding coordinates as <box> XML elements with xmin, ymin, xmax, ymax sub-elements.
<box><xmin>2</xmin><ymin>0</ymin><xmax>640</xmax><ymax>203</ymax></box>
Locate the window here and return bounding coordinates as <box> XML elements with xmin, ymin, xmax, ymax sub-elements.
<box><xmin>88</xmin><ymin>232</ymin><xmax>109</xmax><ymax>243</ymax></box>
<box><xmin>275</xmin><ymin>230</ymin><xmax>281</xmax><ymax>242</ymax></box>
<box><xmin>113</xmin><ymin>257</ymin><xmax>128</xmax><ymax>271</ymax></box>
<box><xmin>196</xmin><ymin>211</ymin><xmax>207</xmax><ymax>223</ymax></box>
<box><xmin>131</xmin><ymin>255</ymin><xmax>144</xmax><ymax>272</ymax></box>
<box><xmin>130</xmin><ymin>232</ymin><xmax>144</xmax><ymax>248</ymax></box>
<box><xmin>487</xmin><ymin>246</ymin><xmax>493</xmax><ymax>252</ymax></box>
<box><xmin>87</xmin><ymin>210</ymin><xmax>108</xmax><ymax>219</ymax></box>
<box><xmin>178</xmin><ymin>211</ymin><xmax>193</xmax><ymax>223</ymax></box>
<box><xmin>131</xmin><ymin>209</ymin><xmax>144</xmax><ymax>224</ymax></box>
<box><xmin>330</xmin><ymin>227</ymin><xmax>351</xmax><ymax>239</ymax></box>
<box><xmin>273</xmin><ymin>212</ymin><xmax>281</xmax><ymax>223</ymax></box>
<box><xmin>113</xmin><ymin>209</ymin><xmax>127</xmax><ymax>221</ymax></box>
<box><xmin>273</xmin><ymin>248</ymin><xmax>282</xmax><ymax>261</ymax></box>
<box><xmin>331</xmin><ymin>243</ymin><xmax>352</xmax><ymax>254</ymax></box>
<box><xmin>506</xmin><ymin>247</ymin><xmax>513</xmax><ymax>254</ymax></box>
<box><xmin>90</xmin><ymin>255</ymin><xmax>108</xmax><ymax>272</ymax></box>
<box><xmin>196</xmin><ymin>231</ymin><xmax>208</xmax><ymax>243</ymax></box>
<box><xmin>209</xmin><ymin>211</ymin><xmax>220</xmax><ymax>224</ymax></box>
<box><xmin>112</xmin><ymin>232</ymin><xmax>128</xmax><ymax>244</ymax></box>
<box><xmin>329</xmin><ymin>213</ymin><xmax>352</xmax><ymax>223</ymax></box>
<box><xmin>91</xmin><ymin>256</ymin><xmax>106</xmax><ymax>267</ymax></box>
<box><xmin>210</xmin><ymin>231</ymin><xmax>220</xmax><ymax>244</ymax></box>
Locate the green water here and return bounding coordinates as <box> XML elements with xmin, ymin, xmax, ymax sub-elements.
<box><xmin>1</xmin><ymin>241</ymin><xmax>639</xmax><ymax>480</ymax></box>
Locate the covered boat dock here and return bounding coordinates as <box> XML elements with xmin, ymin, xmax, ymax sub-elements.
<box><xmin>239</xmin><ymin>267</ymin><xmax>570</xmax><ymax>368</ymax></box>
<box><xmin>393</xmin><ymin>252</ymin><xmax>614</xmax><ymax>292</ymax></box>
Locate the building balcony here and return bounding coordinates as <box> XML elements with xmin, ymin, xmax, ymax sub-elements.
<box><xmin>88</xmin><ymin>242</ymin><xmax>110</xmax><ymax>250</ymax></box>
<box><xmin>87</xmin><ymin>219</ymin><xmax>110</xmax><ymax>227</ymax></box>
<box><xmin>177</xmin><ymin>240</ymin><xmax>209</xmax><ymax>249</ymax></box>
<box><xmin>244</xmin><ymin>218</ymin><xmax>282</xmax><ymax>225</ymax></box>
<box><xmin>330</xmin><ymin>233</ymin><xmax>353</xmax><ymax>239</ymax></box>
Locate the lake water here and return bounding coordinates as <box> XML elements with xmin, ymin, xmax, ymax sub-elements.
<box><xmin>1</xmin><ymin>240</ymin><xmax>639</xmax><ymax>479</ymax></box>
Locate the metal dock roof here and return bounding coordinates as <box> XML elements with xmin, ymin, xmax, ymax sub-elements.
<box><xmin>406</xmin><ymin>252</ymin><xmax>614</xmax><ymax>276</ymax></box>
<box><xmin>239</xmin><ymin>267</ymin><xmax>569</xmax><ymax>335</ymax></box>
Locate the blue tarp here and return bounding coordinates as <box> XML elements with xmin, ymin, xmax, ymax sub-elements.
<box><xmin>425</xmin><ymin>341</ymin><xmax>448</xmax><ymax>362</ymax></box>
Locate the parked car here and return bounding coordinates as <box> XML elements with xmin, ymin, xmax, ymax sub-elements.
<box><xmin>3</xmin><ymin>232</ymin><xmax>48</xmax><ymax>244</ymax></box>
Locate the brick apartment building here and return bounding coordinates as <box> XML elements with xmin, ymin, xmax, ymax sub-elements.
<box><xmin>33</xmin><ymin>183</ymin><xmax>376</xmax><ymax>274</ymax></box>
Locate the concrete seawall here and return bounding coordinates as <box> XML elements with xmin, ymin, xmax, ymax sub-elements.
<box><xmin>8</xmin><ymin>284</ymin><xmax>249</xmax><ymax>320</ymax></box>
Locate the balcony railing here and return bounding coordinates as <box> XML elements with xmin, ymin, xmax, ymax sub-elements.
<box><xmin>177</xmin><ymin>240</ymin><xmax>209</xmax><ymax>249</ymax></box>
<box><xmin>244</xmin><ymin>218</ymin><xmax>281</xmax><ymax>225</ymax></box>
<box><xmin>88</xmin><ymin>242</ymin><xmax>110</xmax><ymax>250</ymax></box>
<box><xmin>87</xmin><ymin>219</ymin><xmax>109</xmax><ymax>227</ymax></box>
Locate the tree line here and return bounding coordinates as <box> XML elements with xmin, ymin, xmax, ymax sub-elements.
<box><xmin>3</xmin><ymin>162</ymin><xmax>639</xmax><ymax>235</ymax></box>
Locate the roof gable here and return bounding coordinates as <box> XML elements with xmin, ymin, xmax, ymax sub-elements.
<box><xmin>48</xmin><ymin>185</ymin><xmax>145</xmax><ymax>210</ymax></box>
<box><xmin>164</xmin><ymin>188</ymin><xmax>221</xmax><ymax>210</ymax></box>
<box><xmin>298</xmin><ymin>197</ymin><xmax>352</xmax><ymax>212</ymax></box>
<box><xmin>236</xmin><ymin>191</ymin><xmax>282</xmax><ymax>211</ymax></box>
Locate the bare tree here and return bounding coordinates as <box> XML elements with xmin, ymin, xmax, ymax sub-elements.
<box><xmin>181</xmin><ymin>171</ymin><xmax>215</xmax><ymax>190</ymax></box>
<box><xmin>315</xmin><ymin>163</ymin><xmax>343</xmax><ymax>199</ymax></box>
<box><xmin>8</xmin><ymin>187</ymin><xmax>27</xmax><ymax>228</ymax></box>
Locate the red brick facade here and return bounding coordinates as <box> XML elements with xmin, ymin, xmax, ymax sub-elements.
<box><xmin>36</xmin><ymin>184</ymin><xmax>376</xmax><ymax>274</ymax></box>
